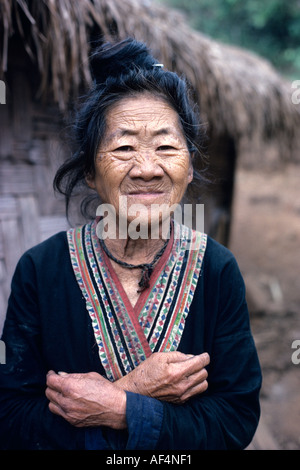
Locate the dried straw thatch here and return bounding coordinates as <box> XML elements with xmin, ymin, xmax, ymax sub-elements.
<box><xmin>1</xmin><ymin>0</ymin><xmax>300</xmax><ymax>163</ymax></box>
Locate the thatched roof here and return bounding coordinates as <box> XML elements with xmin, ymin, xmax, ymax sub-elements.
<box><xmin>1</xmin><ymin>0</ymin><xmax>300</xmax><ymax>161</ymax></box>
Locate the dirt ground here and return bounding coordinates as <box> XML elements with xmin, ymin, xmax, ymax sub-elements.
<box><xmin>229</xmin><ymin>163</ymin><xmax>300</xmax><ymax>450</ymax></box>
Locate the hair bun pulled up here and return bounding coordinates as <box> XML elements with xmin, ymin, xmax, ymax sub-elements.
<box><xmin>90</xmin><ymin>37</ymin><xmax>157</xmax><ymax>85</ymax></box>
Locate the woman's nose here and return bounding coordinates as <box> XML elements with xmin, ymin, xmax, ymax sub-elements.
<box><xmin>129</xmin><ymin>154</ymin><xmax>165</xmax><ymax>180</ymax></box>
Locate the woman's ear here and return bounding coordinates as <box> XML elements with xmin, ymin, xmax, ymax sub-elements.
<box><xmin>188</xmin><ymin>158</ymin><xmax>194</xmax><ymax>184</ymax></box>
<box><xmin>85</xmin><ymin>172</ymin><xmax>96</xmax><ymax>190</ymax></box>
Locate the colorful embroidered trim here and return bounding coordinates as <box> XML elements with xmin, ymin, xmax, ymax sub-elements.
<box><xmin>67</xmin><ymin>220</ymin><xmax>207</xmax><ymax>381</ymax></box>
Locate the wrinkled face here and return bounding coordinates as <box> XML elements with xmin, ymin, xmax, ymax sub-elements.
<box><xmin>86</xmin><ymin>93</ymin><xmax>193</xmax><ymax>231</ymax></box>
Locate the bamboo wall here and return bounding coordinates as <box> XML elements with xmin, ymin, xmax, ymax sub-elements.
<box><xmin>0</xmin><ymin>67</ymin><xmax>69</xmax><ymax>332</ymax></box>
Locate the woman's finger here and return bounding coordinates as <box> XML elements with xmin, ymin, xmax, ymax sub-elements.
<box><xmin>173</xmin><ymin>353</ymin><xmax>210</xmax><ymax>378</ymax></box>
<box><xmin>173</xmin><ymin>379</ymin><xmax>209</xmax><ymax>403</ymax></box>
<box><xmin>46</xmin><ymin>371</ymin><xmax>65</xmax><ymax>392</ymax></box>
<box><xmin>48</xmin><ymin>400</ymin><xmax>64</xmax><ymax>416</ymax></box>
<box><xmin>45</xmin><ymin>386</ymin><xmax>64</xmax><ymax>407</ymax></box>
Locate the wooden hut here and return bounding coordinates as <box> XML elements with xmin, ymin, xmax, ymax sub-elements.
<box><xmin>1</xmin><ymin>0</ymin><xmax>300</xmax><ymax>329</ymax></box>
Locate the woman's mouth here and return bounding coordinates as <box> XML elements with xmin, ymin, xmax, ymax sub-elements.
<box><xmin>126</xmin><ymin>191</ymin><xmax>166</xmax><ymax>201</ymax></box>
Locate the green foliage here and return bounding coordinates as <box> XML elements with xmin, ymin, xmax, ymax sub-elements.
<box><xmin>158</xmin><ymin>0</ymin><xmax>300</xmax><ymax>78</ymax></box>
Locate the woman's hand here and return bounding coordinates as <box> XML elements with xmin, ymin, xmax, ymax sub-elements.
<box><xmin>115</xmin><ymin>351</ymin><xmax>210</xmax><ymax>404</ymax></box>
<box><xmin>46</xmin><ymin>371</ymin><xmax>127</xmax><ymax>429</ymax></box>
<box><xmin>45</xmin><ymin>351</ymin><xmax>209</xmax><ymax>428</ymax></box>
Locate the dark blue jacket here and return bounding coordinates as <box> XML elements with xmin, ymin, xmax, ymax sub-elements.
<box><xmin>0</xmin><ymin>231</ymin><xmax>261</xmax><ymax>449</ymax></box>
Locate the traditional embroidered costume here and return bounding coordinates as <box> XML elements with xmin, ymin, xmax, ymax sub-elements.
<box><xmin>0</xmin><ymin>223</ymin><xmax>261</xmax><ymax>450</ymax></box>
<box><xmin>67</xmin><ymin>221</ymin><xmax>207</xmax><ymax>381</ymax></box>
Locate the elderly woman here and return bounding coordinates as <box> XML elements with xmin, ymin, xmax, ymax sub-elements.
<box><xmin>0</xmin><ymin>38</ymin><xmax>261</xmax><ymax>450</ymax></box>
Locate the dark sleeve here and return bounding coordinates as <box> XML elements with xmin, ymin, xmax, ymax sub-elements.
<box><xmin>0</xmin><ymin>247</ymin><xmax>163</xmax><ymax>451</ymax></box>
<box><xmin>156</xmin><ymin>250</ymin><xmax>262</xmax><ymax>450</ymax></box>
<box><xmin>85</xmin><ymin>391</ymin><xmax>164</xmax><ymax>450</ymax></box>
<box><xmin>0</xmin><ymin>252</ymin><xmax>85</xmax><ymax>450</ymax></box>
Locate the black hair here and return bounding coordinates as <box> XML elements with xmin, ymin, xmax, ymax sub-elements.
<box><xmin>54</xmin><ymin>37</ymin><xmax>208</xmax><ymax>220</ymax></box>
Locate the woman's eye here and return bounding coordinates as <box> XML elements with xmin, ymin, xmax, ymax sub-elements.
<box><xmin>157</xmin><ymin>145</ymin><xmax>176</xmax><ymax>151</ymax></box>
<box><xmin>114</xmin><ymin>146</ymin><xmax>134</xmax><ymax>152</ymax></box>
